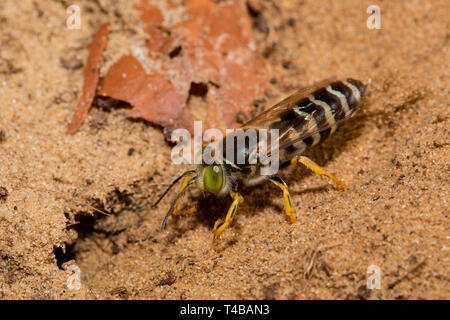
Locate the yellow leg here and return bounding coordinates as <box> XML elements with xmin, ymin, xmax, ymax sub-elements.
<box><xmin>172</xmin><ymin>207</ymin><xmax>196</xmax><ymax>217</ymax></box>
<box><xmin>292</xmin><ymin>156</ymin><xmax>346</xmax><ymax>190</ymax></box>
<box><xmin>213</xmin><ymin>191</ymin><xmax>243</xmax><ymax>238</ymax></box>
<box><xmin>270</xmin><ymin>177</ymin><xmax>296</xmax><ymax>224</ymax></box>
<box><xmin>172</xmin><ymin>173</ymin><xmax>194</xmax><ymax>215</ymax></box>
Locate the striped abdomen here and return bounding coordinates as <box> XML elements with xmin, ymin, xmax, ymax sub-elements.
<box><xmin>276</xmin><ymin>78</ymin><xmax>367</xmax><ymax>162</ymax></box>
<box><xmin>206</xmin><ymin>78</ymin><xmax>367</xmax><ymax>179</ymax></box>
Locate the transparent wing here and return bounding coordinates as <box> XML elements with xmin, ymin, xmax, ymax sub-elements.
<box><xmin>241</xmin><ymin>79</ymin><xmax>341</xmax><ymax>158</ymax></box>
<box><xmin>263</xmin><ymin>105</ymin><xmax>355</xmax><ymax>162</ymax></box>
<box><xmin>243</xmin><ymin>78</ymin><xmax>362</xmax><ymax>162</ymax></box>
<box><xmin>241</xmin><ymin>78</ymin><xmax>337</xmax><ymax>130</ymax></box>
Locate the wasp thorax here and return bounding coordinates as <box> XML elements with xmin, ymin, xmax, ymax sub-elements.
<box><xmin>202</xmin><ymin>164</ymin><xmax>224</xmax><ymax>194</ymax></box>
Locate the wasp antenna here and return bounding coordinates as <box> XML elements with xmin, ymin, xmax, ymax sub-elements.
<box><xmin>87</xmin><ymin>204</ymin><xmax>112</xmax><ymax>216</ymax></box>
<box><xmin>69</xmin><ymin>198</ymin><xmax>112</xmax><ymax>216</ymax></box>
<box><xmin>152</xmin><ymin>170</ymin><xmax>196</xmax><ymax>208</ymax></box>
<box><xmin>160</xmin><ymin>175</ymin><xmax>198</xmax><ymax>231</ymax></box>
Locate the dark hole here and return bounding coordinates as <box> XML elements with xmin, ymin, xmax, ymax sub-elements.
<box><xmin>0</xmin><ymin>130</ymin><xmax>6</xmax><ymax>143</ymax></box>
<box><xmin>246</xmin><ymin>2</ymin><xmax>268</xmax><ymax>34</ymax></box>
<box><xmin>67</xmin><ymin>213</ymin><xmax>98</xmax><ymax>239</ymax></box>
<box><xmin>93</xmin><ymin>96</ymin><xmax>119</xmax><ymax>112</ymax></box>
<box><xmin>287</xmin><ymin>17</ymin><xmax>296</xmax><ymax>27</ymax></box>
<box><xmin>169</xmin><ymin>45</ymin><xmax>182</xmax><ymax>58</ymax></box>
<box><xmin>127</xmin><ymin>147</ymin><xmax>135</xmax><ymax>156</ymax></box>
<box><xmin>246</xmin><ymin>2</ymin><xmax>260</xmax><ymax>17</ymax></box>
<box><xmin>188</xmin><ymin>82</ymin><xmax>208</xmax><ymax>97</ymax></box>
<box><xmin>53</xmin><ymin>246</ymin><xmax>76</xmax><ymax>270</ymax></box>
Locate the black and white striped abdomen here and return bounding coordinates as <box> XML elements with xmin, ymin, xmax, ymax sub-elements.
<box><xmin>294</xmin><ymin>78</ymin><xmax>367</xmax><ymax>147</ymax></box>
<box><xmin>275</xmin><ymin>78</ymin><xmax>367</xmax><ymax>163</ymax></box>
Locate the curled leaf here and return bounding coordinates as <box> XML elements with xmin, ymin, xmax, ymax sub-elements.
<box><xmin>69</xmin><ymin>0</ymin><xmax>269</xmax><ymax>134</ymax></box>
<box><xmin>98</xmin><ymin>54</ymin><xmax>193</xmax><ymax>131</ymax></box>
<box><xmin>67</xmin><ymin>22</ymin><xmax>111</xmax><ymax>135</ymax></box>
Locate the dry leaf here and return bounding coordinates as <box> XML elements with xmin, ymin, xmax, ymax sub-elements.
<box><xmin>70</xmin><ymin>0</ymin><xmax>269</xmax><ymax>134</ymax></box>
<box><xmin>99</xmin><ymin>54</ymin><xmax>193</xmax><ymax>131</ymax></box>
<box><xmin>67</xmin><ymin>23</ymin><xmax>111</xmax><ymax>134</ymax></box>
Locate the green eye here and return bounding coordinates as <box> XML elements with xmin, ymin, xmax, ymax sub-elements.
<box><xmin>203</xmin><ymin>165</ymin><xmax>224</xmax><ymax>194</ymax></box>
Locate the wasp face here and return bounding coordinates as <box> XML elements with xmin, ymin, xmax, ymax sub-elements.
<box><xmin>197</xmin><ymin>164</ymin><xmax>226</xmax><ymax>195</ymax></box>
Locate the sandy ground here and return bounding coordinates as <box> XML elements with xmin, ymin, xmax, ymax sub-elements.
<box><xmin>0</xmin><ymin>0</ymin><xmax>449</xmax><ymax>299</ymax></box>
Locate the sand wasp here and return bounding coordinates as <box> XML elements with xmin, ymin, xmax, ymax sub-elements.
<box><xmin>154</xmin><ymin>78</ymin><xmax>367</xmax><ymax>237</ymax></box>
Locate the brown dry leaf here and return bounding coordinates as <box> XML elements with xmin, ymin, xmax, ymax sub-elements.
<box><xmin>99</xmin><ymin>54</ymin><xmax>193</xmax><ymax>131</ymax></box>
<box><xmin>67</xmin><ymin>22</ymin><xmax>111</xmax><ymax>134</ymax></box>
<box><xmin>172</xmin><ymin>0</ymin><xmax>269</xmax><ymax>129</ymax></box>
<box><xmin>76</xmin><ymin>0</ymin><xmax>269</xmax><ymax>134</ymax></box>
